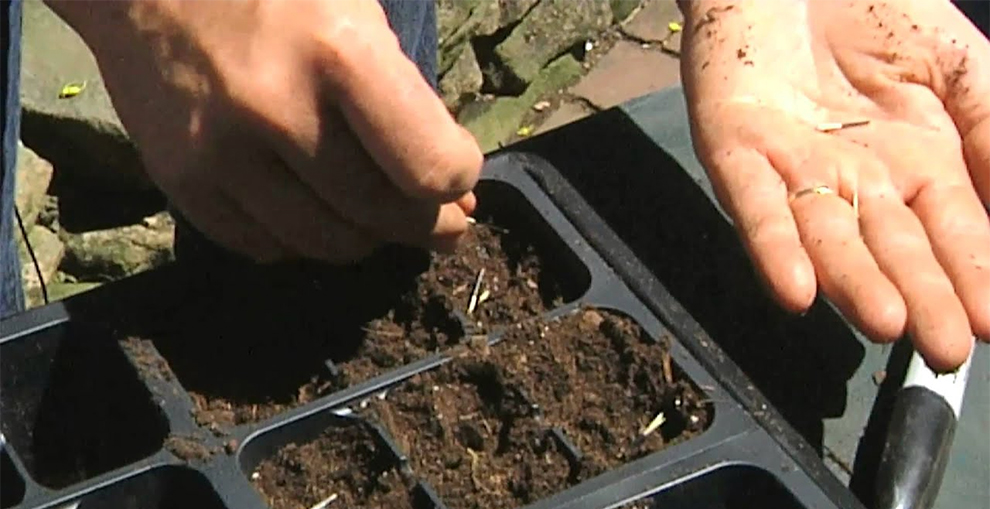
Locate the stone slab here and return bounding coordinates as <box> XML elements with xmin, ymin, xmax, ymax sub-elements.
<box><xmin>570</xmin><ymin>40</ymin><xmax>681</xmax><ymax>109</ymax></box>
<box><xmin>19</xmin><ymin>0</ymin><xmax>149</xmax><ymax>190</ymax></box>
<box><xmin>17</xmin><ymin>225</ymin><xmax>65</xmax><ymax>307</ymax></box>
<box><xmin>623</xmin><ymin>0</ymin><xmax>682</xmax><ymax>42</ymax></box>
<box><xmin>535</xmin><ymin>101</ymin><xmax>593</xmax><ymax>135</ymax></box>
<box><xmin>14</xmin><ymin>141</ymin><xmax>54</xmax><ymax>232</ymax></box>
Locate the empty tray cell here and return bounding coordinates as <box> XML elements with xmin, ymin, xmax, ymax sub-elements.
<box><xmin>74</xmin><ymin>466</ymin><xmax>228</xmax><ymax>509</ymax></box>
<box><xmin>364</xmin><ymin>345</ymin><xmax>573</xmax><ymax>509</ymax></box>
<box><xmin>493</xmin><ymin>309</ymin><xmax>712</xmax><ymax>478</ymax></box>
<box><xmin>1</xmin><ymin>449</ymin><xmax>25</xmax><ymax>509</ymax></box>
<box><xmin>616</xmin><ymin>464</ymin><xmax>804</xmax><ymax>509</ymax></box>
<box><xmin>0</xmin><ymin>321</ymin><xmax>169</xmax><ymax>489</ymax></box>
<box><xmin>244</xmin><ymin>415</ymin><xmax>415</xmax><ymax>509</ymax></box>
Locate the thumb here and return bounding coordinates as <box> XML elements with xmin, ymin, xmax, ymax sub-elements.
<box><xmin>317</xmin><ymin>8</ymin><xmax>482</xmax><ymax>203</ymax></box>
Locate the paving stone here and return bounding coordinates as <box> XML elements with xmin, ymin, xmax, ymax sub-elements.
<box><xmin>439</xmin><ymin>43</ymin><xmax>484</xmax><ymax>111</ymax></box>
<box><xmin>17</xmin><ymin>225</ymin><xmax>65</xmax><ymax>307</ymax></box>
<box><xmin>19</xmin><ymin>0</ymin><xmax>152</xmax><ymax>191</ymax></box>
<box><xmin>499</xmin><ymin>0</ymin><xmax>541</xmax><ymax>25</ymax></box>
<box><xmin>495</xmin><ymin>0</ymin><xmax>613</xmax><ymax>85</ymax></box>
<box><xmin>461</xmin><ymin>55</ymin><xmax>584</xmax><ymax>152</ymax></box>
<box><xmin>611</xmin><ymin>0</ymin><xmax>644</xmax><ymax>23</ymax></box>
<box><xmin>570</xmin><ymin>40</ymin><xmax>681</xmax><ymax>109</ymax></box>
<box><xmin>623</xmin><ymin>0</ymin><xmax>682</xmax><ymax>41</ymax></box>
<box><xmin>14</xmin><ymin>141</ymin><xmax>54</xmax><ymax>232</ymax></box>
<box><xmin>535</xmin><ymin>101</ymin><xmax>593</xmax><ymax>135</ymax></box>
<box><xmin>61</xmin><ymin>211</ymin><xmax>176</xmax><ymax>281</ymax></box>
<box><xmin>46</xmin><ymin>281</ymin><xmax>101</xmax><ymax>303</ymax></box>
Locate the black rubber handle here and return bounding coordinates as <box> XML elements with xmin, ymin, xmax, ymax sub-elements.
<box><xmin>874</xmin><ymin>386</ymin><xmax>957</xmax><ymax>509</ymax></box>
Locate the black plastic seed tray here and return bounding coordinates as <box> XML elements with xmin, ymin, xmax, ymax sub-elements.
<box><xmin>0</xmin><ymin>149</ymin><xmax>866</xmax><ymax>509</ymax></box>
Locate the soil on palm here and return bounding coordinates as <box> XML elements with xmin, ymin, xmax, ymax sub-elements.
<box><xmin>252</xmin><ymin>421</ymin><xmax>414</xmax><ymax>509</ymax></box>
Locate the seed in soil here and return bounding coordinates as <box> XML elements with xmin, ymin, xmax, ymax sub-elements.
<box><xmin>251</xmin><ymin>420</ymin><xmax>415</xmax><ymax>509</ymax></box>
<box><xmin>365</xmin><ymin>350</ymin><xmax>573</xmax><ymax>509</ymax></box>
<box><xmin>493</xmin><ymin>308</ymin><xmax>712</xmax><ymax>477</ymax></box>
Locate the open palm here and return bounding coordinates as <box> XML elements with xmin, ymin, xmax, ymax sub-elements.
<box><xmin>680</xmin><ymin>0</ymin><xmax>989</xmax><ymax>371</ymax></box>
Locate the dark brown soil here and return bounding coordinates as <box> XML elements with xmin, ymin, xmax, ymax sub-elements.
<box><xmin>252</xmin><ymin>421</ymin><xmax>415</xmax><ymax>509</ymax></box>
<box><xmin>348</xmin><ymin>310</ymin><xmax>710</xmax><ymax>509</ymax></box>
<box><xmin>164</xmin><ymin>435</ymin><xmax>216</xmax><ymax>462</ymax></box>
<box><xmin>367</xmin><ymin>344</ymin><xmax>572</xmax><ymax>509</ymax></box>
<box><xmin>420</xmin><ymin>222</ymin><xmax>563</xmax><ymax>331</ymax></box>
<box><xmin>120</xmin><ymin>336</ymin><xmax>174</xmax><ymax>383</ymax></box>
<box><xmin>134</xmin><ymin>222</ymin><xmax>564</xmax><ymax>433</ymax></box>
<box><xmin>493</xmin><ymin>309</ymin><xmax>711</xmax><ymax>475</ymax></box>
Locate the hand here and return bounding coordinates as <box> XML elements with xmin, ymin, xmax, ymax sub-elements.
<box><xmin>679</xmin><ymin>0</ymin><xmax>990</xmax><ymax>371</ymax></box>
<box><xmin>47</xmin><ymin>0</ymin><xmax>481</xmax><ymax>263</ymax></box>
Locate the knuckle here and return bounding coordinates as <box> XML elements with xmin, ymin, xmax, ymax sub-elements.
<box><xmin>409</xmin><ymin>148</ymin><xmax>482</xmax><ymax>199</ymax></box>
<box><xmin>313</xmin><ymin>19</ymin><xmax>378</xmax><ymax>85</ymax></box>
<box><xmin>741</xmin><ymin>212</ymin><xmax>791</xmax><ymax>246</ymax></box>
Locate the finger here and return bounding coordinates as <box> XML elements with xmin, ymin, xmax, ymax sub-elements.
<box><xmin>706</xmin><ymin>148</ymin><xmax>817</xmax><ymax>313</ymax></box>
<box><xmin>912</xmin><ymin>183</ymin><xmax>990</xmax><ymax>342</ymax></box>
<box><xmin>860</xmin><ymin>193</ymin><xmax>974</xmax><ymax>371</ymax></box>
<box><xmin>166</xmin><ymin>186</ymin><xmax>288</xmax><ymax>263</ymax></box>
<box><xmin>284</xmin><ymin>116</ymin><xmax>471</xmax><ymax>249</ymax></box>
<box><xmin>432</xmin><ymin>203</ymin><xmax>474</xmax><ymax>253</ymax></box>
<box><xmin>935</xmin><ymin>9</ymin><xmax>990</xmax><ymax>204</ymax></box>
<box><xmin>457</xmin><ymin>192</ymin><xmax>477</xmax><ymax>216</ymax></box>
<box><xmin>226</xmin><ymin>153</ymin><xmax>379</xmax><ymax>264</ymax></box>
<box><xmin>318</xmin><ymin>21</ymin><xmax>482</xmax><ymax>201</ymax></box>
<box><xmin>963</xmin><ymin>117</ymin><xmax>990</xmax><ymax>205</ymax></box>
<box><xmin>791</xmin><ymin>192</ymin><xmax>907</xmax><ymax>341</ymax></box>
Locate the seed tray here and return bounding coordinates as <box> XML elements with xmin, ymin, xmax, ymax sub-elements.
<box><xmin>0</xmin><ymin>149</ymin><xmax>865</xmax><ymax>509</ymax></box>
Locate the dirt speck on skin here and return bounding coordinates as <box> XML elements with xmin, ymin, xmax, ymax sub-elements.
<box><xmin>165</xmin><ymin>435</ymin><xmax>215</xmax><ymax>462</ymax></box>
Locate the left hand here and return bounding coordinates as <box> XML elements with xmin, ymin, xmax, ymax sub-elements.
<box><xmin>679</xmin><ymin>0</ymin><xmax>989</xmax><ymax>371</ymax></box>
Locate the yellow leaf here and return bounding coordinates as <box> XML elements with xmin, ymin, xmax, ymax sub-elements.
<box><xmin>58</xmin><ymin>81</ymin><xmax>87</xmax><ymax>99</ymax></box>
<box><xmin>516</xmin><ymin>125</ymin><xmax>534</xmax><ymax>137</ymax></box>
<box><xmin>668</xmin><ymin>21</ymin><xmax>683</xmax><ymax>33</ymax></box>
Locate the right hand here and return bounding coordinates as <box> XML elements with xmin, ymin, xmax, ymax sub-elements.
<box><xmin>51</xmin><ymin>0</ymin><xmax>481</xmax><ymax>263</ymax></box>
<box><xmin>678</xmin><ymin>0</ymin><xmax>990</xmax><ymax>371</ymax></box>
